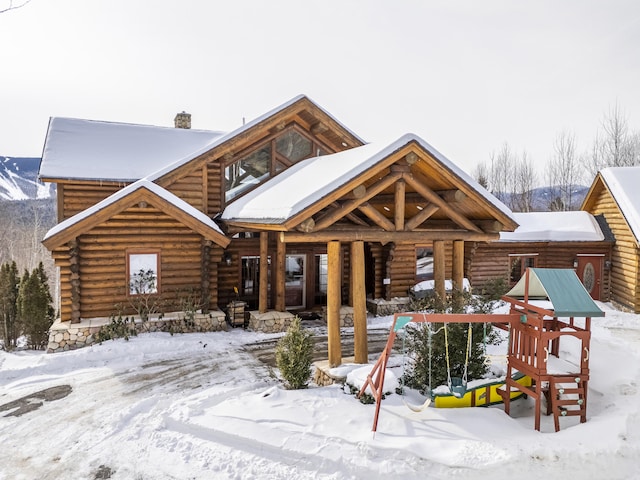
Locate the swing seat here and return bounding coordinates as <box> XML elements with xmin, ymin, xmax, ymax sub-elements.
<box><xmin>449</xmin><ymin>377</ymin><xmax>468</xmax><ymax>398</ymax></box>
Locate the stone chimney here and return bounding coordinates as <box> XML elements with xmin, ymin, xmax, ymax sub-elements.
<box><xmin>174</xmin><ymin>111</ymin><xmax>191</xmax><ymax>129</ymax></box>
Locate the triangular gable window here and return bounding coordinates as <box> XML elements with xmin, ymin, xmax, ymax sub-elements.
<box><xmin>224</xmin><ymin>125</ymin><xmax>329</xmax><ymax>203</ymax></box>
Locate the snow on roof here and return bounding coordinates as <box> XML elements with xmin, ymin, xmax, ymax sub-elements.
<box><xmin>600</xmin><ymin>166</ymin><xmax>640</xmax><ymax>243</ymax></box>
<box><xmin>499</xmin><ymin>211</ymin><xmax>605</xmax><ymax>242</ymax></box>
<box><xmin>39</xmin><ymin>117</ymin><xmax>225</xmax><ymax>182</ymax></box>
<box><xmin>43</xmin><ymin>179</ymin><xmax>225</xmax><ymax>242</ymax></box>
<box><xmin>222</xmin><ymin>133</ymin><xmax>516</xmax><ymax>224</ymax></box>
<box><xmin>145</xmin><ymin>94</ymin><xmax>366</xmax><ymax>182</ymax></box>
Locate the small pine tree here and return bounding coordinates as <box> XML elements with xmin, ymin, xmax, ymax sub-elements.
<box><xmin>17</xmin><ymin>263</ymin><xmax>55</xmax><ymax>350</ymax></box>
<box><xmin>275</xmin><ymin>316</ymin><xmax>314</xmax><ymax>389</ymax></box>
<box><xmin>0</xmin><ymin>261</ymin><xmax>20</xmax><ymax>350</ymax></box>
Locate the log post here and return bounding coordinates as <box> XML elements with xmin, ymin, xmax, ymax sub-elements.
<box><xmin>201</xmin><ymin>240</ymin><xmax>211</xmax><ymax>312</ymax></box>
<box><xmin>327</xmin><ymin>240</ymin><xmax>342</xmax><ymax>367</ymax></box>
<box><xmin>433</xmin><ymin>240</ymin><xmax>446</xmax><ymax>300</ymax></box>
<box><xmin>452</xmin><ymin>240</ymin><xmax>464</xmax><ymax>292</ymax></box>
<box><xmin>275</xmin><ymin>235</ymin><xmax>286</xmax><ymax>312</ymax></box>
<box><xmin>68</xmin><ymin>239</ymin><xmax>81</xmax><ymax>324</ymax></box>
<box><xmin>351</xmin><ymin>241</ymin><xmax>368</xmax><ymax>363</ymax></box>
<box><xmin>394</xmin><ymin>179</ymin><xmax>405</xmax><ymax>231</ymax></box>
<box><xmin>259</xmin><ymin>232</ymin><xmax>269</xmax><ymax>313</ymax></box>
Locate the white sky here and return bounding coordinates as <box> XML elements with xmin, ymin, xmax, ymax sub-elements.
<box><xmin>1</xmin><ymin>0</ymin><xmax>639</xmax><ymax>180</ymax></box>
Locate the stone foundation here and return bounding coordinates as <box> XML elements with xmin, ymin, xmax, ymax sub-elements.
<box><xmin>46</xmin><ymin>310</ymin><xmax>227</xmax><ymax>353</ymax></box>
<box><xmin>366</xmin><ymin>297</ymin><xmax>411</xmax><ymax>316</ymax></box>
<box><xmin>247</xmin><ymin>310</ymin><xmax>296</xmax><ymax>333</ymax></box>
<box><xmin>321</xmin><ymin>305</ymin><xmax>354</xmax><ymax>327</ymax></box>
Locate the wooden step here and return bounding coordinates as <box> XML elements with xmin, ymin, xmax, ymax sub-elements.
<box><xmin>548</xmin><ymin>376</ymin><xmax>587</xmax><ymax>432</ymax></box>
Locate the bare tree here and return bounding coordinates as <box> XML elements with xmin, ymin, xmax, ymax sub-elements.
<box><xmin>0</xmin><ymin>0</ymin><xmax>31</xmax><ymax>14</ymax></box>
<box><xmin>512</xmin><ymin>151</ymin><xmax>537</xmax><ymax>212</ymax></box>
<box><xmin>584</xmin><ymin>103</ymin><xmax>640</xmax><ymax>177</ymax></box>
<box><xmin>547</xmin><ymin>130</ymin><xmax>582</xmax><ymax>211</ymax></box>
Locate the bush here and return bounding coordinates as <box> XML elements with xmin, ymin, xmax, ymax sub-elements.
<box><xmin>17</xmin><ymin>262</ymin><xmax>55</xmax><ymax>350</ymax></box>
<box><xmin>96</xmin><ymin>313</ymin><xmax>137</xmax><ymax>343</ymax></box>
<box><xmin>275</xmin><ymin>317</ymin><xmax>314</xmax><ymax>389</ymax></box>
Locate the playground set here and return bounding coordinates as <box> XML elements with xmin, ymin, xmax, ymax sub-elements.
<box><xmin>359</xmin><ymin>268</ymin><xmax>605</xmax><ymax>433</ymax></box>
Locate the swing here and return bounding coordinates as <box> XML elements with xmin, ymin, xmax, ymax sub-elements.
<box><xmin>444</xmin><ymin>322</ymin><xmax>472</xmax><ymax>398</ymax></box>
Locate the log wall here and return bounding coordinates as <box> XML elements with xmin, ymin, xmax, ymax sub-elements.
<box><xmin>587</xmin><ymin>186</ymin><xmax>639</xmax><ymax>311</ymax></box>
<box><xmin>467</xmin><ymin>241</ymin><xmax>611</xmax><ymax>299</ymax></box>
<box><xmin>61</xmin><ymin>183</ymin><xmax>122</xmax><ymax>219</ymax></box>
<box><xmin>62</xmin><ymin>204</ymin><xmax>208</xmax><ymax>320</ymax></box>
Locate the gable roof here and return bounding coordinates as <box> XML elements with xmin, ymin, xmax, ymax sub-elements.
<box><xmin>39</xmin><ymin>117</ymin><xmax>225</xmax><ymax>182</ymax></box>
<box><xmin>506</xmin><ymin>268</ymin><xmax>605</xmax><ymax>317</ymax></box>
<box><xmin>39</xmin><ymin>95</ymin><xmax>366</xmax><ymax>186</ymax></box>
<box><xmin>221</xmin><ymin>133</ymin><xmax>517</xmax><ymax>233</ymax></box>
<box><xmin>499</xmin><ymin>211</ymin><xmax>606</xmax><ymax>242</ymax></box>
<box><xmin>43</xmin><ymin>180</ymin><xmax>229</xmax><ymax>250</ymax></box>
<box><xmin>585</xmin><ymin>166</ymin><xmax>640</xmax><ymax>244</ymax></box>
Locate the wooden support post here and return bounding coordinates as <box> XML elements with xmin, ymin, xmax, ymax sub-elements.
<box><xmin>259</xmin><ymin>232</ymin><xmax>269</xmax><ymax>313</ymax></box>
<box><xmin>394</xmin><ymin>180</ymin><xmax>405</xmax><ymax>231</ymax></box>
<box><xmin>201</xmin><ymin>240</ymin><xmax>211</xmax><ymax>312</ymax></box>
<box><xmin>275</xmin><ymin>235</ymin><xmax>286</xmax><ymax>312</ymax></box>
<box><xmin>433</xmin><ymin>240</ymin><xmax>446</xmax><ymax>300</ymax></box>
<box><xmin>452</xmin><ymin>240</ymin><xmax>464</xmax><ymax>292</ymax></box>
<box><xmin>351</xmin><ymin>241</ymin><xmax>368</xmax><ymax>364</ymax></box>
<box><xmin>327</xmin><ymin>240</ymin><xmax>342</xmax><ymax>367</ymax></box>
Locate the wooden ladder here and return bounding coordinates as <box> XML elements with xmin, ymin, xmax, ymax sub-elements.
<box><xmin>548</xmin><ymin>376</ymin><xmax>587</xmax><ymax>432</ymax></box>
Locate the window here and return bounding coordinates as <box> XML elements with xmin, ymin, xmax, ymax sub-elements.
<box><xmin>509</xmin><ymin>254</ymin><xmax>537</xmax><ymax>285</ymax></box>
<box><xmin>224</xmin><ymin>125</ymin><xmax>330</xmax><ymax>203</ymax></box>
<box><xmin>128</xmin><ymin>252</ymin><xmax>159</xmax><ymax>295</ymax></box>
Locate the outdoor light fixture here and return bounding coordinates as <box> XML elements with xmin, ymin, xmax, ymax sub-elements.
<box><xmin>223</xmin><ymin>252</ymin><xmax>233</xmax><ymax>266</ymax></box>
<box><xmin>573</xmin><ymin>258</ymin><xmax>578</xmax><ymax>268</ymax></box>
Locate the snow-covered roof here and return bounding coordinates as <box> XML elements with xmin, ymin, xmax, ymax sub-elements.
<box><xmin>222</xmin><ymin>133</ymin><xmax>516</xmax><ymax>224</ymax></box>
<box><xmin>499</xmin><ymin>211</ymin><xmax>605</xmax><ymax>242</ymax></box>
<box><xmin>145</xmin><ymin>94</ymin><xmax>366</xmax><ymax>182</ymax></box>
<box><xmin>43</xmin><ymin>179</ymin><xmax>225</xmax><ymax>242</ymax></box>
<box><xmin>599</xmin><ymin>166</ymin><xmax>640</xmax><ymax>243</ymax></box>
<box><xmin>39</xmin><ymin>117</ymin><xmax>225</xmax><ymax>182</ymax></box>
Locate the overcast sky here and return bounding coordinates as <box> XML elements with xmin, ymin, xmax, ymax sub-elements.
<box><xmin>1</xmin><ymin>0</ymin><xmax>639</xmax><ymax>181</ymax></box>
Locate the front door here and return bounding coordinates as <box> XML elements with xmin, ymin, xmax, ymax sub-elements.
<box><xmin>576</xmin><ymin>255</ymin><xmax>603</xmax><ymax>300</ymax></box>
<box><xmin>285</xmin><ymin>254</ymin><xmax>306</xmax><ymax>308</ymax></box>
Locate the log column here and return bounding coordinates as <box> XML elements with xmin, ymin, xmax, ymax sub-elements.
<box><xmin>351</xmin><ymin>240</ymin><xmax>368</xmax><ymax>364</ymax></box>
<box><xmin>433</xmin><ymin>240</ymin><xmax>446</xmax><ymax>299</ymax></box>
<box><xmin>452</xmin><ymin>240</ymin><xmax>465</xmax><ymax>292</ymax></box>
<box><xmin>327</xmin><ymin>240</ymin><xmax>342</xmax><ymax>367</ymax></box>
<box><xmin>201</xmin><ymin>240</ymin><xmax>211</xmax><ymax>312</ymax></box>
<box><xmin>69</xmin><ymin>239</ymin><xmax>81</xmax><ymax>324</ymax></box>
<box><xmin>259</xmin><ymin>232</ymin><xmax>269</xmax><ymax>313</ymax></box>
<box><xmin>275</xmin><ymin>235</ymin><xmax>286</xmax><ymax>312</ymax></box>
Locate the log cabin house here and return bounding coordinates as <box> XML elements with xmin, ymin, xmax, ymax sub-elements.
<box><xmin>465</xmin><ymin>211</ymin><xmax>614</xmax><ymax>301</ymax></box>
<box><xmin>582</xmin><ymin>166</ymin><xmax>640</xmax><ymax>312</ymax></box>
<box><xmin>39</xmin><ymin>95</ymin><xmax>519</xmax><ymax>361</ymax></box>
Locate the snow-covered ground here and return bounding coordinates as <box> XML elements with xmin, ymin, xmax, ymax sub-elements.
<box><xmin>1</xmin><ymin>302</ymin><xmax>639</xmax><ymax>480</ymax></box>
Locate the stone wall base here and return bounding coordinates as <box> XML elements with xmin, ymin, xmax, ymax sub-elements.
<box><xmin>247</xmin><ymin>310</ymin><xmax>296</xmax><ymax>334</ymax></box>
<box><xmin>46</xmin><ymin>310</ymin><xmax>227</xmax><ymax>353</ymax></box>
<box><xmin>321</xmin><ymin>305</ymin><xmax>354</xmax><ymax>327</ymax></box>
<box><xmin>366</xmin><ymin>297</ymin><xmax>411</xmax><ymax>317</ymax></box>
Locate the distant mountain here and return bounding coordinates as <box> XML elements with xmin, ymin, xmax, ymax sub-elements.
<box><xmin>496</xmin><ymin>185</ymin><xmax>590</xmax><ymax>212</ymax></box>
<box><xmin>0</xmin><ymin>156</ymin><xmax>55</xmax><ymax>201</ymax></box>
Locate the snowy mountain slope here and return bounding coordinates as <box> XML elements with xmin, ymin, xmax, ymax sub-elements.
<box><xmin>0</xmin><ymin>156</ymin><xmax>55</xmax><ymax>201</ymax></box>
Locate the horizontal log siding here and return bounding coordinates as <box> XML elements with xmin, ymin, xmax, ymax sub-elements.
<box><xmin>62</xmin><ymin>184</ymin><xmax>122</xmax><ymax>219</ymax></box>
<box><xmin>207</xmin><ymin>161</ymin><xmax>222</xmax><ymax>215</ymax></box>
<box><xmin>166</xmin><ymin>170</ymin><xmax>204</xmax><ymax>212</ymax></box>
<box><xmin>467</xmin><ymin>241</ymin><xmax>611</xmax><ymax>299</ymax></box>
<box><xmin>386</xmin><ymin>243</ymin><xmax>417</xmax><ymax>299</ymax></box>
<box><xmin>587</xmin><ymin>186</ymin><xmax>639</xmax><ymax>311</ymax></box>
<box><xmin>74</xmin><ymin>204</ymin><xmax>205</xmax><ymax>319</ymax></box>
